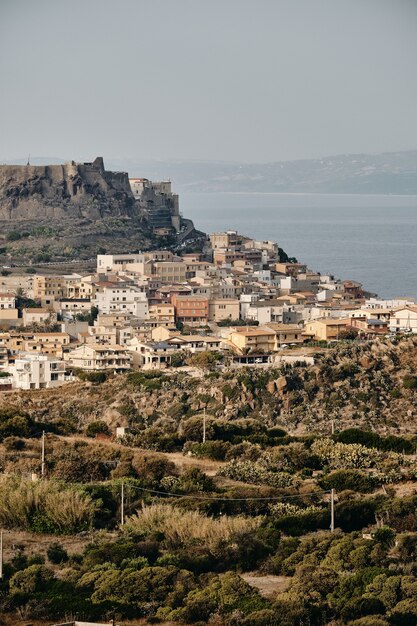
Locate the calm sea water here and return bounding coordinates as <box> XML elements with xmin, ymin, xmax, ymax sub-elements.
<box><xmin>181</xmin><ymin>193</ymin><xmax>417</xmax><ymax>300</ymax></box>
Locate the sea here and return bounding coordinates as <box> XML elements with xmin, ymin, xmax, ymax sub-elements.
<box><xmin>182</xmin><ymin>192</ymin><xmax>417</xmax><ymax>300</ymax></box>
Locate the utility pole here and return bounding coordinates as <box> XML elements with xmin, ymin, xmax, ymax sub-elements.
<box><xmin>0</xmin><ymin>530</ymin><xmax>3</xmax><ymax>579</ymax></box>
<box><xmin>330</xmin><ymin>489</ymin><xmax>335</xmax><ymax>533</ymax></box>
<box><xmin>202</xmin><ymin>407</ymin><xmax>206</xmax><ymax>443</ymax></box>
<box><xmin>120</xmin><ymin>482</ymin><xmax>125</xmax><ymax>527</ymax></box>
<box><xmin>41</xmin><ymin>431</ymin><xmax>45</xmax><ymax>478</ymax></box>
<box><xmin>331</xmin><ymin>419</ymin><xmax>335</xmax><ymax>436</ymax></box>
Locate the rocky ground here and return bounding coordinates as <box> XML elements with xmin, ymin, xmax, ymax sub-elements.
<box><xmin>1</xmin><ymin>336</ymin><xmax>416</xmax><ymax>437</ymax></box>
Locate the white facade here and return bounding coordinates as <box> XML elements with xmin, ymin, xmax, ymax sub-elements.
<box><xmin>0</xmin><ymin>293</ymin><xmax>16</xmax><ymax>309</ymax></box>
<box><xmin>8</xmin><ymin>354</ymin><xmax>66</xmax><ymax>390</ymax></box>
<box><xmin>97</xmin><ymin>254</ymin><xmax>146</xmax><ymax>273</ymax></box>
<box><xmin>94</xmin><ymin>286</ymin><xmax>149</xmax><ymax>319</ymax></box>
<box><xmin>389</xmin><ymin>308</ymin><xmax>417</xmax><ymax>333</ymax></box>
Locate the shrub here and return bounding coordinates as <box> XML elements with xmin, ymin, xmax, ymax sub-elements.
<box><xmin>6</xmin><ymin>231</ymin><xmax>22</xmax><ymax>241</ymax></box>
<box><xmin>124</xmin><ymin>504</ymin><xmax>261</xmax><ymax>551</ymax></box>
<box><xmin>319</xmin><ymin>470</ymin><xmax>377</xmax><ymax>493</ymax></box>
<box><xmin>403</xmin><ymin>375</ymin><xmax>417</xmax><ymax>390</ymax></box>
<box><xmin>335</xmin><ymin>497</ymin><xmax>381</xmax><ymax>532</ymax></box>
<box><xmin>0</xmin><ymin>478</ymin><xmax>95</xmax><ymax>533</ymax></box>
<box><xmin>218</xmin><ymin>459</ymin><xmax>298</xmax><ymax>489</ymax></box>
<box><xmin>9</xmin><ymin>564</ymin><xmax>54</xmax><ymax>594</ymax></box>
<box><xmin>3</xmin><ymin>436</ymin><xmax>26</xmax><ymax>450</ymax></box>
<box><xmin>85</xmin><ymin>420</ymin><xmax>111</xmax><ymax>437</ymax></box>
<box><xmin>47</xmin><ymin>542</ymin><xmax>68</xmax><ymax>564</ymax></box>
<box><xmin>76</xmin><ymin>370</ymin><xmax>109</xmax><ymax>384</ymax></box>
<box><xmin>183</xmin><ymin>440</ymin><xmax>231</xmax><ymax>461</ymax></box>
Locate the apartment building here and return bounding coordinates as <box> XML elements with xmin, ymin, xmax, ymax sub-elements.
<box><xmin>64</xmin><ymin>344</ymin><xmax>131</xmax><ymax>371</ymax></box>
<box><xmin>149</xmin><ymin>303</ymin><xmax>175</xmax><ymax>326</ymax></box>
<box><xmin>53</xmin><ymin>299</ymin><xmax>92</xmax><ymax>317</ymax></box>
<box><xmin>303</xmin><ymin>318</ymin><xmax>349</xmax><ymax>341</ymax></box>
<box><xmin>8</xmin><ymin>353</ymin><xmax>66</xmax><ymax>390</ymax></box>
<box><xmin>95</xmin><ymin>285</ymin><xmax>148</xmax><ymax>319</ymax></box>
<box><xmin>389</xmin><ymin>307</ymin><xmax>417</xmax><ymax>334</ymax></box>
<box><xmin>229</xmin><ymin>327</ymin><xmax>276</xmax><ymax>354</ymax></box>
<box><xmin>32</xmin><ymin>275</ymin><xmax>66</xmax><ymax>305</ymax></box>
<box><xmin>171</xmin><ymin>295</ymin><xmax>209</xmax><ymax>327</ymax></box>
<box><xmin>208</xmin><ymin>299</ymin><xmax>240</xmax><ymax>322</ymax></box>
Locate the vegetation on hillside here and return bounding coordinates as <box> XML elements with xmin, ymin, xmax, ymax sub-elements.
<box><xmin>1</xmin><ymin>338</ymin><xmax>417</xmax><ymax>623</ymax></box>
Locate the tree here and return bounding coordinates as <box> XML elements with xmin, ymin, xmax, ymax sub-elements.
<box><xmin>10</xmin><ymin>564</ymin><xmax>54</xmax><ymax>594</ymax></box>
<box><xmin>188</xmin><ymin>350</ymin><xmax>223</xmax><ymax>372</ymax></box>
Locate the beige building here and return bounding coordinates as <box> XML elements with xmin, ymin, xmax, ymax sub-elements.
<box><xmin>210</xmin><ymin>231</ymin><xmax>247</xmax><ymax>250</ymax></box>
<box><xmin>149</xmin><ymin>303</ymin><xmax>175</xmax><ymax>326</ymax></box>
<box><xmin>22</xmin><ymin>308</ymin><xmax>56</xmax><ymax>326</ymax></box>
<box><xmin>303</xmin><ymin>318</ymin><xmax>349</xmax><ymax>341</ymax></box>
<box><xmin>208</xmin><ymin>299</ymin><xmax>240</xmax><ymax>322</ymax></box>
<box><xmin>32</xmin><ymin>275</ymin><xmax>65</xmax><ymax>306</ymax></box>
<box><xmin>153</xmin><ymin>261</ymin><xmax>188</xmax><ymax>283</ymax></box>
<box><xmin>229</xmin><ymin>327</ymin><xmax>276</xmax><ymax>354</ymax></box>
<box><xmin>64</xmin><ymin>344</ymin><xmax>131</xmax><ymax>371</ymax></box>
<box><xmin>0</xmin><ymin>331</ymin><xmax>70</xmax><ymax>357</ymax></box>
<box><xmin>265</xmin><ymin>323</ymin><xmax>304</xmax><ymax>347</ymax></box>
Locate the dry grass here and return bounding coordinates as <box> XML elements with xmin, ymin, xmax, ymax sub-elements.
<box><xmin>0</xmin><ymin>477</ymin><xmax>95</xmax><ymax>532</ymax></box>
<box><xmin>240</xmin><ymin>573</ymin><xmax>292</xmax><ymax>598</ymax></box>
<box><xmin>125</xmin><ymin>503</ymin><xmax>261</xmax><ymax>550</ymax></box>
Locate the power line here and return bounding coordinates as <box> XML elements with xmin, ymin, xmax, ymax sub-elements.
<box><xmin>120</xmin><ymin>482</ymin><xmax>332</xmax><ymax>502</ymax></box>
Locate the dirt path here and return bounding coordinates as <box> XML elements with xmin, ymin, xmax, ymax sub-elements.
<box><xmin>164</xmin><ymin>451</ymin><xmax>224</xmax><ymax>476</ymax></box>
<box><xmin>0</xmin><ymin>529</ymin><xmax>114</xmax><ymax>562</ymax></box>
<box><xmin>241</xmin><ymin>573</ymin><xmax>292</xmax><ymax>597</ymax></box>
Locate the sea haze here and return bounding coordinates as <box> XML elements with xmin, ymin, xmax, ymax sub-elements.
<box><xmin>182</xmin><ymin>193</ymin><xmax>417</xmax><ymax>300</ymax></box>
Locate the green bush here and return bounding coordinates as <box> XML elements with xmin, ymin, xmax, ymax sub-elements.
<box><xmin>47</xmin><ymin>542</ymin><xmax>68</xmax><ymax>564</ymax></box>
<box><xmin>6</xmin><ymin>231</ymin><xmax>22</xmax><ymax>241</ymax></box>
<box><xmin>319</xmin><ymin>469</ymin><xmax>377</xmax><ymax>493</ymax></box>
<box><xmin>86</xmin><ymin>420</ymin><xmax>111</xmax><ymax>437</ymax></box>
<box><xmin>183</xmin><ymin>440</ymin><xmax>231</xmax><ymax>460</ymax></box>
<box><xmin>76</xmin><ymin>370</ymin><xmax>109</xmax><ymax>384</ymax></box>
<box><xmin>403</xmin><ymin>375</ymin><xmax>417</xmax><ymax>390</ymax></box>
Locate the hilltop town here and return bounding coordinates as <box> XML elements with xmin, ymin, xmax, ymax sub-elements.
<box><xmin>2</xmin><ymin>193</ymin><xmax>417</xmax><ymax>626</ymax></box>
<box><xmin>2</xmin><ymin>179</ymin><xmax>417</xmax><ymax>626</ymax></box>
<box><xmin>0</xmin><ymin>225</ymin><xmax>416</xmax><ymax>390</ymax></box>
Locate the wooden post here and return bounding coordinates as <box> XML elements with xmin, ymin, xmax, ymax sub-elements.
<box><xmin>0</xmin><ymin>530</ymin><xmax>3</xmax><ymax>579</ymax></box>
<box><xmin>203</xmin><ymin>407</ymin><xmax>206</xmax><ymax>443</ymax></box>
<box><xmin>41</xmin><ymin>431</ymin><xmax>45</xmax><ymax>478</ymax></box>
<box><xmin>330</xmin><ymin>489</ymin><xmax>335</xmax><ymax>533</ymax></box>
<box><xmin>121</xmin><ymin>482</ymin><xmax>125</xmax><ymax>527</ymax></box>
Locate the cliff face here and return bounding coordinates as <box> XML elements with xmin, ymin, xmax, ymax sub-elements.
<box><xmin>0</xmin><ymin>157</ymin><xmax>136</xmax><ymax>221</ymax></box>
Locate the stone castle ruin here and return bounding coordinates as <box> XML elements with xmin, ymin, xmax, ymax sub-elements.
<box><xmin>0</xmin><ymin>157</ymin><xmax>200</xmax><ymax>261</ymax></box>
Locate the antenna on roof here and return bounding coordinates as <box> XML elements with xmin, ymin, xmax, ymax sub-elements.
<box><xmin>27</xmin><ymin>154</ymin><xmax>30</xmax><ymax>166</ymax></box>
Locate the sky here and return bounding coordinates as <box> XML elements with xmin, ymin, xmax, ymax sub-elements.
<box><xmin>1</xmin><ymin>0</ymin><xmax>417</xmax><ymax>164</ymax></box>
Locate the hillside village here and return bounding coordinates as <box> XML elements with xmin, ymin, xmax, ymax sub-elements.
<box><xmin>0</xmin><ymin>228</ymin><xmax>416</xmax><ymax>390</ymax></box>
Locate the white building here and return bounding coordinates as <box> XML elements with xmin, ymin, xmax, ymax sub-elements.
<box><xmin>0</xmin><ymin>293</ymin><xmax>16</xmax><ymax>310</ymax></box>
<box><xmin>389</xmin><ymin>307</ymin><xmax>417</xmax><ymax>334</ymax></box>
<box><xmin>94</xmin><ymin>285</ymin><xmax>149</xmax><ymax>319</ymax></box>
<box><xmin>96</xmin><ymin>253</ymin><xmax>148</xmax><ymax>274</ymax></box>
<box><xmin>8</xmin><ymin>354</ymin><xmax>66</xmax><ymax>390</ymax></box>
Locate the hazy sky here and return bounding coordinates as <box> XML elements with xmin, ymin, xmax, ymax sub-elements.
<box><xmin>1</xmin><ymin>0</ymin><xmax>417</xmax><ymax>163</ymax></box>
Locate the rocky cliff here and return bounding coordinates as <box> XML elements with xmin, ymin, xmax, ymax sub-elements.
<box><xmin>0</xmin><ymin>158</ymin><xmax>202</xmax><ymax>263</ymax></box>
<box><xmin>0</xmin><ymin>157</ymin><xmax>136</xmax><ymax>221</ymax></box>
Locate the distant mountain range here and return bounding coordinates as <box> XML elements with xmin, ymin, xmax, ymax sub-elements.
<box><xmin>4</xmin><ymin>150</ymin><xmax>417</xmax><ymax>194</ymax></box>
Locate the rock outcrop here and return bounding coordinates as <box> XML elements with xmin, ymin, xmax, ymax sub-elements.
<box><xmin>0</xmin><ymin>157</ymin><xmax>136</xmax><ymax>221</ymax></box>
